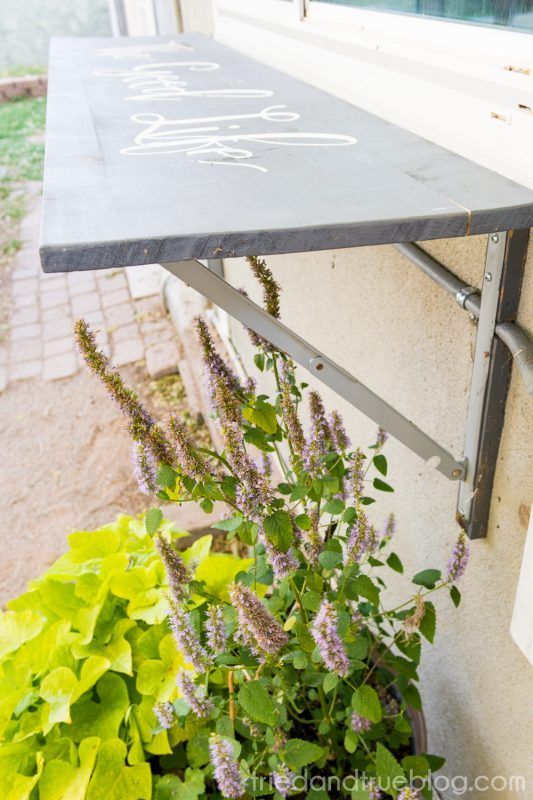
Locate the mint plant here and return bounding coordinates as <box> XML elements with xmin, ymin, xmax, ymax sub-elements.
<box><xmin>74</xmin><ymin>257</ymin><xmax>469</xmax><ymax>800</ymax></box>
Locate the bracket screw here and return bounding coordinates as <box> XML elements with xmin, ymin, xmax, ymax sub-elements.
<box><xmin>309</xmin><ymin>356</ymin><xmax>325</xmax><ymax>372</ymax></box>
<box><xmin>485</xmin><ymin>272</ymin><xmax>492</xmax><ymax>281</ymax></box>
<box><xmin>452</xmin><ymin>468</ymin><xmax>463</xmax><ymax>478</ymax></box>
<box><xmin>491</xmin><ymin>233</ymin><xmax>499</xmax><ymax>243</ymax></box>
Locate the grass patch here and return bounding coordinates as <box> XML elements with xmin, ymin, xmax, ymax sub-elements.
<box><xmin>0</xmin><ymin>94</ymin><xmax>46</xmax><ymax>262</ymax></box>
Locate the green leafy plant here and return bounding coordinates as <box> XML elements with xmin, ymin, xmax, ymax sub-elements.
<box><xmin>0</xmin><ymin>516</ymin><xmax>249</xmax><ymax>799</ymax></box>
<box><xmin>68</xmin><ymin>257</ymin><xmax>469</xmax><ymax>800</ymax></box>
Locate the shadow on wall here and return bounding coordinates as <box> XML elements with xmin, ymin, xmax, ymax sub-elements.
<box><xmin>0</xmin><ymin>0</ymin><xmax>111</xmax><ymax>71</ymax></box>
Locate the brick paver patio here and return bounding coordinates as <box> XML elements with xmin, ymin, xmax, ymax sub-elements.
<box><xmin>0</xmin><ymin>192</ymin><xmax>180</xmax><ymax>392</ymax></box>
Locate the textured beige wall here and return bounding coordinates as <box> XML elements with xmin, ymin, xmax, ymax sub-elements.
<box><xmin>222</xmin><ymin>236</ymin><xmax>533</xmax><ymax>799</ymax></box>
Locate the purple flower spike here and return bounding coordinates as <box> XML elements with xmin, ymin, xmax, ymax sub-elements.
<box><xmin>329</xmin><ymin>410</ymin><xmax>351</xmax><ymax>451</ymax></box>
<box><xmin>205</xmin><ymin>604</ymin><xmax>227</xmax><ymax>656</ymax></box>
<box><xmin>447</xmin><ymin>532</ymin><xmax>469</xmax><ymax>583</ymax></box>
<box><xmin>264</xmin><ymin>537</ymin><xmax>299</xmax><ymax>579</ymax></box>
<box><xmin>176</xmin><ymin>669</ymin><xmax>214</xmax><ymax>718</ymax></box>
<box><xmin>311</xmin><ymin>599</ymin><xmax>350</xmax><ymax>678</ymax></box>
<box><xmin>168</xmin><ymin>600</ymin><xmax>211</xmax><ymax>673</ymax></box>
<box><xmin>230</xmin><ymin>583</ymin><xmax>288</xmax><ymax>660</ymax></box>
<box><xmin>209</xmin><ymin>734</ymin><xmax>245</xmax><ymax>799</ymax></box>
<box><xmin>272</xmin><ymin>764</ymin><xmax>295</xmax><ymax>797</ymax></box>
<box><xmin>367</xmin><ymin>780</ymin><xmax>383</xmax><ymax>800</ymax></box>
<box><xmin>375</xmin><ymin>427</ymin><xmax>388</xmax><ymax>449</ymax></box>
<box><xmin>155</xmin><ymin>534</ymin><xmax>190</xmax><ymax>603</ymax></box>
<box><xmin>153</xmin><ymin>701</ymin><xmax>174</xmax><ymax>730</ymax></box>
<box><xmin>131</xmin><ymin>443</ymin><xmax>157</xmax><ymax>495</ymax></box>
<box><xmin>398</xmin><ymin>788</ymin><xmax>422</xmax><ymax>800</ymax></box>
<box><xmin>351</xmin><ymin>712</ymin><xmax>373</xmax><ymax>733</ymax></box>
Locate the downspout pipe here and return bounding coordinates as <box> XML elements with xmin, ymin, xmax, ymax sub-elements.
<box><xmin>395</xmin><ymin>242</ymin><xmax>533</xmax><ymax>396</ymax></box>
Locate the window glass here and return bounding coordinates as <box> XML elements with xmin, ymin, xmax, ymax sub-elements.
<box><xmin>314</xmin><ymin>1</ymin><xmax>533</xmax><ymax>31</ymax></box>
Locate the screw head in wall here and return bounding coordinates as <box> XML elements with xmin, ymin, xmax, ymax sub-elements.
<box><xmin>485</xmin><ymin>272</ymin><xmax>492</xmax><ymax>281</ymax></box>
<box><xmin>491</xmin><ymin>233</ymin><xmax>499</xmax><ymax>243</ymax></box>
<box><xmin>452</xmin><ymin>468</ymin><xmax>463</xmax><ymax>478</ymax></box>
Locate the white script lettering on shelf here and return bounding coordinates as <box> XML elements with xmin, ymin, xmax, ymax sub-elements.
<box><xmin>119</xmin><ymin>110</ymin><xmax>358</xmax><ymax>172</ymax></box>
<box><xmin>94</xmin><ymin>62</ymin><xmax>274</xmax><ymax>101</ymax></box>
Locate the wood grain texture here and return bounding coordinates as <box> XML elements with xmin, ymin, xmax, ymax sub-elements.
<box><xmin>40</xmin><ymin>34</ymin><xmax>533</xmax><ymax>273</ymax></box>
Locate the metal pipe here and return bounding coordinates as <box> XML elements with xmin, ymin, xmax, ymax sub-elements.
<box><xmin>395</xmin><ymin>242</ymin><xmax>533</xmax><ymax>395</ymax></box>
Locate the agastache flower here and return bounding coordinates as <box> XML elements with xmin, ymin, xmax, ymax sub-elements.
<box><xmin>229</xmin><ymin>583</ymin><xmax>288</xmax><ymax>660</ymax></box>
<box><xmin>176</xmin><ymin>669</ymin><xmax>214</xmax><ymax>718</ymax></box>
<box><xmin>279</xmin><ymin>361</ymin><xmax>305</xmax><ymax>461</ymax></box>
<box><xmin>345</xmin><ymin>513</ymin><xmax>372</xmax><ymax>565</ymax></box>
<box><xmin>382</xmin><ymin>512</ymin><xmax>396</xmax><ymax>541</ymax></box>
<box><xmin>398</xmin><ymin>788</ymin><xmax>421</xmax><ymax>800</ymax></box>
<box><xmin>168</xmin><ymin>416</ymin><xmax>209</xmax><ymax>480</ymax></box>
<box><xmin>272</xmin><ymin>764</ymin><xmax>295</xmax><ymax>797</ymax></box>
<box><xmin>75</xmin><ymin>319</ymin><xmax>176</xmax><ymax>466</ymax></box>
<box><xmin>375</xmin><ymin>427</ymin><xmax>388</xmax><ymax>449</ymax></box>
<box><xmin>205</xmin><ymin>604</ymin><xmax>227</xmax><ymax>655</ymax></box>
<box><xmin>238</xmin><ymin>287</ymin><xmax>271</xmax><ymax>350</ymax></box>
<box><xmin>351</xmin><ymin>712</ymin><xmax>373</xmax><ymax>733</ymax></box>
<box><xmin>329</xmin><ymin>410</ymin><xmax>350</xmax><ymax>451</ymax></box>
<box><xmin>447</xmin><ymin>532</ymin><xmax>469</xmax><ymax>583</ymax></box>
<box><xmin>153</xmin><ymin>701</ymin><xmax>174</xmax><ymax>730</ymax></box>
<box><xmin>311</xmin><ymin>599</ymin><xmax>350</xmax><ymax>677</ymax></box>
<box><xmin>155</xmin><ymin>534</ymin><xmax>190</xmax><ymax>602</ymax></box>
<box><xmin>168</xmin><ymin>600</ymin><xmax>211</xmax><ymax>673</ymax></box>
<box><xmin>131</xmin><ymin>442</ymin><xmax>157</xmax><ymax>494</ymax></box>
<box><xmin>209</xmin><ymin>734</ymin><xmax>245</xmax><ymax>799</ymax></box>
<box><xmin>194</xmin><ymin>316</ymin><xmax>242</xmax><ymax>407</ymax></box>
<box><xmin>264</xmin><ymin>538</ymin><xmax>299</xmax><ymax>579</ymax></box>
<box><xmin>349</xmin><ymin>448</ymin><xmax>365</xmax><ymax>505</ymax></box>
<box><xmin>302</xmin><ymin>507</ymin><xmax>322</xmax><ymax>567</ymax></box>
<box><xmin>246</xmin><ymin>256</ymin><xmax>281</xmax><ymax>320</ymax></box>
<box><xmin>367</xmin><ymin>781</ymin><xmax>383</xmax><ymax>800</ymax></box>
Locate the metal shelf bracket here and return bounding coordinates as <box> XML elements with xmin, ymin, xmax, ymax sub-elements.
<box><xmin>162</xmin><ymin>258</ymin><xmax>466</xmax><ymax>483</ymax></box>
<box><xmin>162</xmin><ymin>226</ymin><xmax>529</xmax><ymax>540</ymax></box>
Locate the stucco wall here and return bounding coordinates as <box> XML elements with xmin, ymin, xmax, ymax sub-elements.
<box><xmin>222</xmin><ymin>236</ymin><xmax>533</xmax><ymax>798</ymax></box>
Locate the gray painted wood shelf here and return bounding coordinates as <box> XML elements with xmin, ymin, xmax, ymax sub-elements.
<box><xmin>39</xmin><ymin>34</ymin><xmax>533</xmax><ymax>273</ymax></box>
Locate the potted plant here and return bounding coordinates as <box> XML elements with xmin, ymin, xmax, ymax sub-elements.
<box><xmin>73</xmin><ymin>257</ymin><xmax>469</xmax><ymax>799</ymax></box>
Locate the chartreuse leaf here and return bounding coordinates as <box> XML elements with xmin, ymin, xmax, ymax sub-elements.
<box><xmin>283</xmin><ymin>739</ymin><xmax>325</xmax><ymax>770</ymax></box>
<box><xmin>39</xmin><ymin>736</ymin><xmax>100</xmax><ymax>800</ymax></box>
<box><xmin>0</xmin><ymin>610</ymin><xmax>45</xmax><ymax>660</ymax></box>
<box><xmin>70</xmin><ymin>673</ymin><xmax>130</xmax><ymax>743</ymax></box>
<box><xmin>351</xmin><ymin>685</ymin><xmax>382</xmax><ymax>723</ymax></box>
<box><xmin>181</xmin><ymin>535</ymin><xmax>212</xmax><ymax>566</ymax></box>
<box><xmin>374</xmin><ymin>743</ymin><xmax>405</xmax><ymax>798</ymax></box>
<box><xmin>195</xmin><ymin>555</ymin><xmax>254</xmax><ymax>601</ymax></box>
<box><xmin>243</xmin><ymin>399</ymin><xmax>277</xmax><ymax>434</ymax></box>
<box><xmin>5</xmin><ymin>751</ymin><xmax>43</xmax><ymax>800</ymax></box>
<box><xmin>39</xmin><ymin>667</ymin><xmax>78</xmax><ymax>728</ymax></box>
<box><xmin>238</xmin><ymin>681</ymin><xmax>276</xmax><ymax>726</ymax></box>
<box><xmin>86</xmin><ymin>739</ymin><xmax>151</xmax><ymax>800</ymax></box>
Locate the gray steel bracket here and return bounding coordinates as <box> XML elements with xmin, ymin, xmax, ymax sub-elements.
<box><xmin>162</xmin><ymin>259</ymin><xmax>466</xmax><ymax>483</ymax></box>
<box><xmin>162</xmin><ymin>228</ymin><xmax>529</xmax><ymax>539</ymax></box>
<box><xmin>457</xmin><ymin>229</ymin><xmax>529</xmax><ymax>539</ymax></box>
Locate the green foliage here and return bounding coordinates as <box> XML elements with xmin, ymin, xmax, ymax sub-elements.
<box><xmin>66</xmin><ymin>267</ymin><xmax>467</xmax><ymax>797</ymax></box>
<box><xmin>0</xmin><ymin>516</ymin><xmax>246</xmax><ymax>799</ymax></box>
